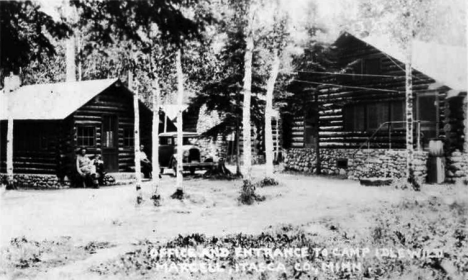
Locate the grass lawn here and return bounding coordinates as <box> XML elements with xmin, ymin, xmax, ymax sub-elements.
<box><xmin>0</xmin><ymin>165</ymin><xmax>466</xmax><ymax>279</ymax></box>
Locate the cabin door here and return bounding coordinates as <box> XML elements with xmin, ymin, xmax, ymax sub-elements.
<box><xmin>102</xmin><ymin>115</ymin><xmax>119</xmax><ymax>172</ymax></box>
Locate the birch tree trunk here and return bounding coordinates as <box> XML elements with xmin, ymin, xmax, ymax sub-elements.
<box><xmin>5</xmin><ymin>76</ymin><xmax>14</xmax><ymax>189</ymax></box>
<box><xmin>242</xmin><ymin>13</ymin><xmax>254</xmax><ymax>181</ymax></box>
<box><xmin>465</xmin><ymin>0</ymin><xmax>468</xmax><ymax>152</ymax></box>
<box><xmin>236</xmin><ymin>108</ymin><xmax>241</xmax><ymax>175</ymax></box>
<box><xmin>130</xmin><ymin>71</ymin><xmax>143</xmax><ymax>203</ymax></box>
<box><xmin>151</xmin><ymin>73</ymin><xmax>161</xmax><ymax>197</ymax></box>
<box><xmin>405</xmin><ymin>35</ymin><xmax>414</xmax><ymax>183</ymax></box>
<box><xmin>264</xmin><ymin>49</ymin><xmax>280</xmax><ymax>178</ymax></box>
<box><xmin>175</xmin><ymin>49</ymin><xmax>184</xmax><ymax>192</ymax></box>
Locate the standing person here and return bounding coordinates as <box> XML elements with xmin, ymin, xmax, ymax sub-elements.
<box><xmin>93</xmin><ymin>154</ymin><xmax>105</xmax><ymax>186</ymax></box>
<box><xmin>140</xmin><ymin>145</ymin><xmax>153</xmax><ymax>179</ymax></box>
<box><xmin>76</xmin><ymin>147</ymin><xmax>98</xmax><ymax>188</ymax></box>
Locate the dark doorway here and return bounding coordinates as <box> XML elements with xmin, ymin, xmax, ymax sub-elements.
<box><xmin>304</xmin><ymin>102</ymin><xmax>318</xmax><ymax>148</ymax></box>
<box><xmin>102</xmin><ymin>115</ymin><xmax>119</xmax><ymax>171</ymax></box>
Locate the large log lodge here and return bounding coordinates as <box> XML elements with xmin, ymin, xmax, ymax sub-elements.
<box><xmin>283</xmin><ymin>32</ymin><xmax>467</xmax><ymax>183</ymax></box>
<box><xmin>0</xmin><ymin>78</ymin><xmax>176</xmax><ymax>176</ymax></box>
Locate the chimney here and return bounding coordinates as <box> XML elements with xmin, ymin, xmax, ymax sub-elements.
<box><xmin>4</xmin><ymin>72</ymin><xmax>21</xmax><ymax>93</ymax></box>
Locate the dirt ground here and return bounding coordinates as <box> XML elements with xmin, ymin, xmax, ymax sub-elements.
<box><xmin>0</xmin><ymin>165</ymin><xmax>467</xmax><ymax>279</ymax></box>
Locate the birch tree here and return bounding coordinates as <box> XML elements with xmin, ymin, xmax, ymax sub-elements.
<box><xmin>263</xmin><ymin>3</ymin><xmax>289</xmax><ymax>179</ymax></box>
<box><xmin>150</xmin><ymin>55</ymin><xmax>161</xmax><ymax>205</ymax></box>
<box><xmin>4</xmin><ymin>74</ymin><xmax>20</xmax><ymax>190</ymax></box>
<box><xmin>404</xmin><ymin>7</ymin><xmax>415</xmax><ymax>189</ymax></box>
<box><xmin>353</xmin><ymin>0</ymin><xmax>438</xmax><ymax>189</ymax></box>
<box><xmin>264</xmin><ymin>50</ymin><xmax>280</xmax><ymax>178</ymax></box>
<box><xmin>75</xmin><ymin>0</ymin><xmax>213</xmax><ymax>202</ymax></box>
<box><xmin>242</xmin><ymin>4</ymin><xmax>254</xmax><ymax>182</ymax></box>
<box><xmin>175</xmin><ymin>49</ymin><xmax>185</xmax><ymax>194</ymax></box>
<box><xmin>129</xmin><ymin>70</ymin><xmax>143</xmax><ymax>203</ymax></box>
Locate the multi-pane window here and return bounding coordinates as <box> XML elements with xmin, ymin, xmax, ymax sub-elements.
<box><xmin>77</xmin><ymin>126</ymin><xmax>96</xmax><ymax>147</ymax></box>
<box><xmin>123</xmin><ymin>127</ymin><xmax>134</xmax><ymax>147</ymax></box>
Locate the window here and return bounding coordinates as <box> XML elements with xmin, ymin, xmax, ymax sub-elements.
<box><xmin>367</xmin><ymin>103</ymin><xmax>389</xmax><ymax>130</ymax></box>
<box><xmin>160</xmin><ymin>137</ymin><xmax>173</xmax><ymax>145</ymax></box>
<box><xmin>343</xmin><ymin>104</ymin><xmax>366</xmax><ymax>131</ymax></box>
<box><xmin>390</xmin><ymin>101</ymin><xmax>405</xmax><ymax>129</ymax></box>
<box><xmin>416</xmin><ymin>92</ymin><xmax>438</xmax><ymax>145</ymax></box>
<box><xmin>343</xmin><ymin>101</ymin><xmax>405</xmax><ymax>132</ymax></box>
<box><xmin>77</xmin><ymin>127</ymin><xmax>96</xmax><ymax>147</ymax></box>
<box><xmin>123</xmin><ymin>127</ymin><xmax>134</xmax><ymax>147</ymax></box>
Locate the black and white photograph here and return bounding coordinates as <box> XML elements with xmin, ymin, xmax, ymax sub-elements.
<box><xmin>0</xmin><ymin>0</ymin><xmax>467</xmax><ymax>279</ymax></box>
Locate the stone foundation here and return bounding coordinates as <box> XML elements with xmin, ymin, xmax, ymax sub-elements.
<box><xmin>0</xmin><ymin>173</ymin><xmax>128</xmax><ymax>189</ymax></box>
<box><xmin>446</xmin><ymin>150</ymin><xmax>468</xmax><ymax>182</ymax></box>
<box><xmin>0</xmin><ymin>174</ymin><xmax>70</xmax><ymax>189</ymax></box>
<box><xmin>284</xmin><ymin>148</ymin><xmax>428</xmax><ymax>183</ymax></box>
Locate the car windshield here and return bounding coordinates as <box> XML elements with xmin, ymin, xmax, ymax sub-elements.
<box><xmin>171</xmin><ymin>136</ymin><xmax>198</xmax><ymax>145</ymax></box>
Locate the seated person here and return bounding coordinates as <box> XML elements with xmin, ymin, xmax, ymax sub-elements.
<box><xmin>93</xmin><ymin>154</ymin><xmax>106</xmax><ymax>186</ymax></box>
<box><xmin>76</xmin><ymin>147</ymin><xmax>98</xmax><ymax>188</ymax></box>
<box><xmin>140</xmin><ymin>145</ymin><xmax>152</xmax><ymax>179</ymax></box>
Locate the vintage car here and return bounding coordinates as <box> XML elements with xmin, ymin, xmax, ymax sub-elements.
<box><xmin>159</xmin><ymin>132</ymin><xmax>216</xmax><ymax>175</ymax></box>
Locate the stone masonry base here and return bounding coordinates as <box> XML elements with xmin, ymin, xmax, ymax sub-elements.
<box><xmin>284</xmin><ymin>148</ymin><xmax>428</xmax><ymax>183</ymax></box>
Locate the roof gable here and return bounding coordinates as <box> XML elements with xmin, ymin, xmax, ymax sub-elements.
<box><xmin>1</xmin><ymin>79</ymin><xmax>120</xmax><ymax>120</ymax></box>
<box><xmin>335</xmin><ymin>32</ymin><xmax>467</xmax><ymax>91</ymax></box>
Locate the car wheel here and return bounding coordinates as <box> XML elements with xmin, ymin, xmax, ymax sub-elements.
<box><xmin>190</xmin><ymin>167</ymin><xmax>196</xmax><ymax>175</ymax></box>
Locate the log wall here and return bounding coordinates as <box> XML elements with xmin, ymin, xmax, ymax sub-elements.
<box><xmin>288</xmin><ymin>35</ymin><xmax>454</xmax><ymax>150</ymax></box>
<box><xmin>0</xmin><ymin>120</ymin><xmax>61</xmax><ymax>174</ymax></box>
<box><xmin>72</xmin><ymin>86</ymin><xmax>154</xmax><ymax>172</ymax></box>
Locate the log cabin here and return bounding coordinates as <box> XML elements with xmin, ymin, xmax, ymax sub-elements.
<box><xmin>283</xmin><ymin>32</ymin><xmax>467</xmax><ymax>183</ymax></box>
<box><xmin>0</xmin><ymin>78</ymin><xmax>177</xmax><ymax>179</ymax></box>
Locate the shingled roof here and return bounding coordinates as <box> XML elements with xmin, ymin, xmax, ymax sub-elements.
<box><xmin>0</xmin><ymin>78</ymin><xmax>119</xmax><ymax>120</ymax></box>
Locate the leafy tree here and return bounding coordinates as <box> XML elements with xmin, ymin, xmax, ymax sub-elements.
<box><xmin>0</xmin><ymin>1</ymin><xmax>71</xmax><ymax>189</ymax></box>
<box><xmin>261</xmin><ymin>1</ymin><xmax>289</xmax><ymax>179</ymax></box>
<box><xmin>0</xmin><ymin>1</ymin><xmax>71</xmax><ymax>83</ymax></box>
<box><xmin>74</xmin><ymin>0</ymin><xmax>213</xmax><ymax>202</ymax></box>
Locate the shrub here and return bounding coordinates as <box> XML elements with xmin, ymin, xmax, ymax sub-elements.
<box><xmin>258</xmin><ymin>177</ymin><xmax>279</xmax><ymax>187</ymax></box>
<box><xmin>238</xmin><ymin>180</ymin><xmax>265</xmax><ymax>205</ymax></box>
